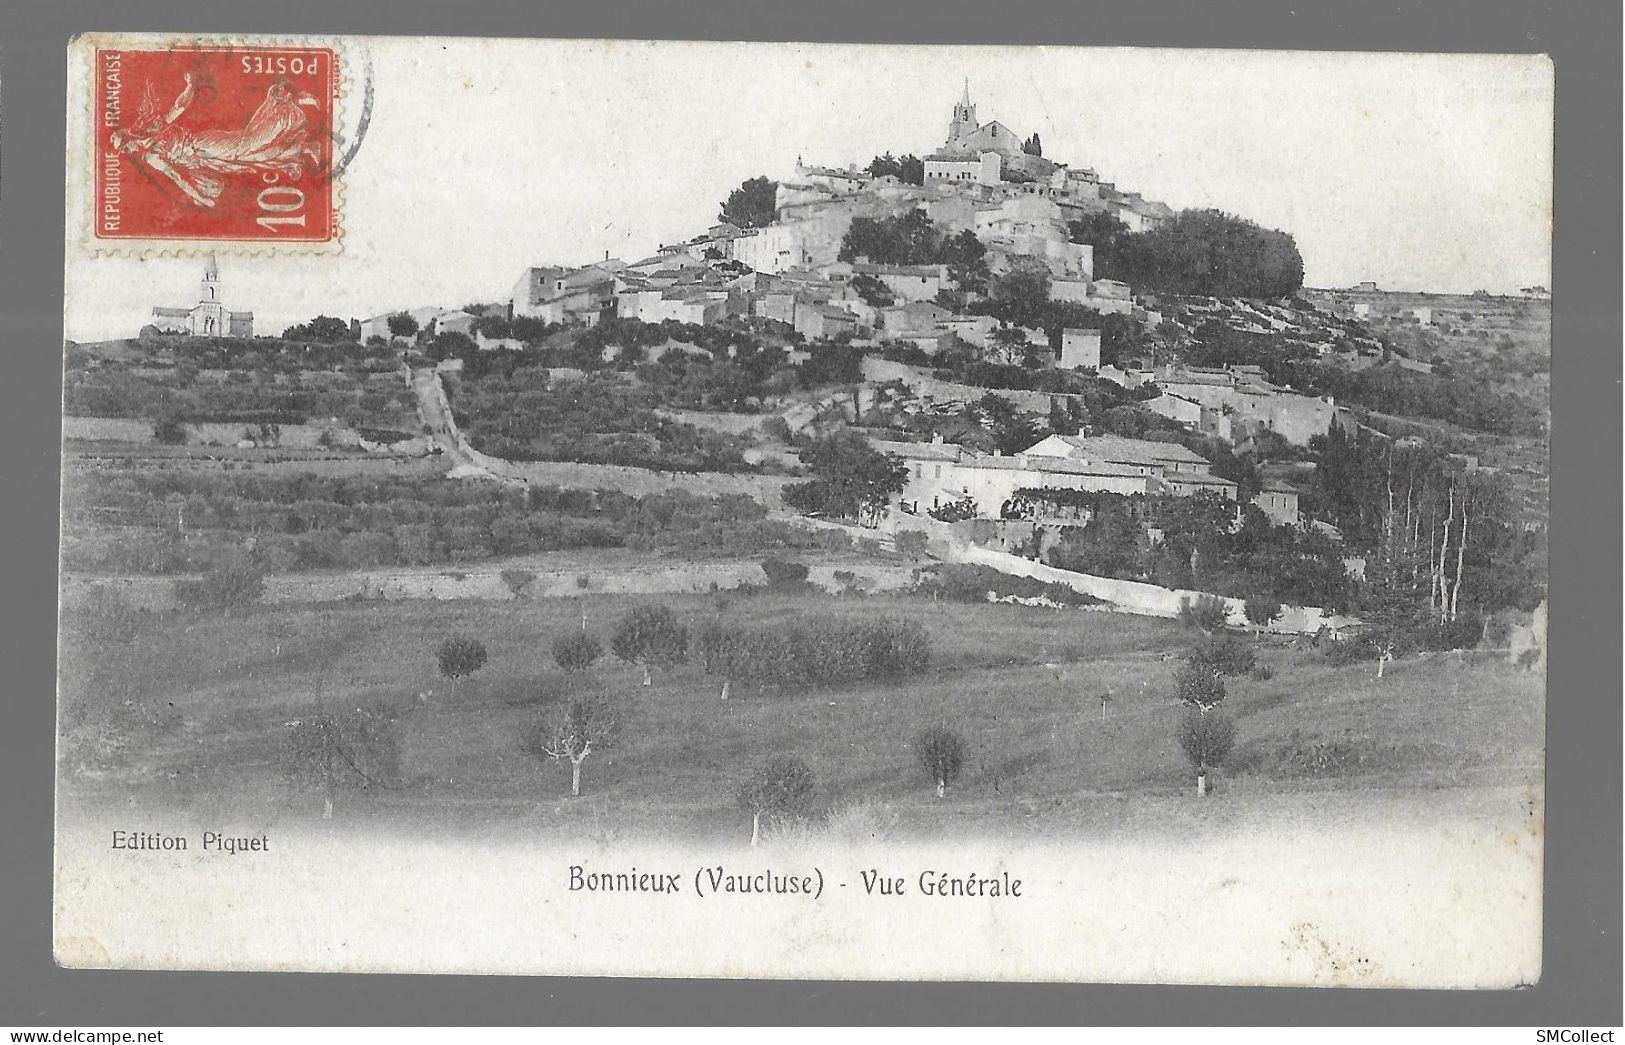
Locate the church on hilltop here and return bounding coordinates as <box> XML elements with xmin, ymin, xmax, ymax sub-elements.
<box><xmin>925</xmin><ymin>81</ymin><xmax>1063</xmax><ymax>187</ymax></box>
<box><xmin>149</xmin><ymin>253</ymin><xmax>254</xmax><ymax>338</ymax></box>
<box><xmin>941</xmin><ymin>80</ymin><xmax>1029</xmax><ymax>161</ymax></box>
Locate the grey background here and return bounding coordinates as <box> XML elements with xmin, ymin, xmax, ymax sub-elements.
<box><xmin>2</xmin><ymin>0</ymin><xmax>1617</xmax><ymax>1026</ymax></box>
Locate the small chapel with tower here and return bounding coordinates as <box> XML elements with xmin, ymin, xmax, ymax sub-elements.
<box><xmin>149</xmin><ymin>253</ymin><xmax>254</xmax><ymax>338</ymax></box>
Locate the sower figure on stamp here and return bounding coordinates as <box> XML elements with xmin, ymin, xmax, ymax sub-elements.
<box><xmin>112</xmin><ymin>73</ymin><xmax>324</xmax><ymax>209</ymax></box>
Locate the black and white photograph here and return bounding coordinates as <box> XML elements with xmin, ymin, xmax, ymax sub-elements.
<box><xmin>54</xmin><ymin>34</ymin><xmax>1552</xmax><ymax>985</ymax></box>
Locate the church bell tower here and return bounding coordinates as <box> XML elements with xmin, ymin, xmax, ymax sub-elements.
<box><xmin>193</xmin><ymin>252</ymin><xmax>225</xmax><ymax>336</ymax></box>
<box><xmin>948</xmin><ymin>78</ymin><xmax>979</xmax><ymax>143</ymax></box>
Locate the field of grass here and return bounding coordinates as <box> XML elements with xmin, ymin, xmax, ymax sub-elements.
<box><xmin>57</xmin><ymin>590</ymin><xmax>1544</xmax><ymax>846</ymax></box>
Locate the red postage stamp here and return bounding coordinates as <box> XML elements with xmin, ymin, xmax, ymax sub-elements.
<box><xmin>93</xmin><ymin>44</ymin><xmax>339</xmax><ymax>244</ymax></box>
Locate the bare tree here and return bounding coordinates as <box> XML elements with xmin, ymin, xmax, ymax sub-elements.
<box><xmin>280</xmin><ymin>702</ymin><xmax>404</xmax><ymax>819</ymax></box>
<box><xmin>523</xmin><ymin>695</ymin><xmax>620</xmax><ymax>798</ymax></box>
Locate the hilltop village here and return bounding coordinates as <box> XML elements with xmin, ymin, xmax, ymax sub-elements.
<box><xmin>343</xmin><ymin>90</ymin><xmax>1375</xmax><ymax>528</ymax></box>
<box><xmin>108</xmin><ymin>84</ymin><xmax>1550</xmax><ymax>630</ymax></box>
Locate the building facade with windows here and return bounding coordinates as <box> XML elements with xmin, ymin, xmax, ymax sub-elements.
<box><xmin>149</xmin><ymin>253</ymin><xmax>253</xmax><ymax>337</ymax></box>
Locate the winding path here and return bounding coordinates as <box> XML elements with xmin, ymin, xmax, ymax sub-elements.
<box><xmin>408</xmin><ymin>366</ymin><xmax>526</xmax><ymax>482</ymax></box>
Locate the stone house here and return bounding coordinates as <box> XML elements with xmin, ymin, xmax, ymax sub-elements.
<box><xmin>1057</xmin><ymin>328</ymin><xmax>1101</xmax><ymax>370</ymax></box>
<box><xmin>1143</xmin><ymin>391</ymin><xmax>1204</xmax><ymax>428</ymax></box>
<box><xmin>358</xmin><ymin>305</ymin><xmax>447</xmax><ymax>343</ymax></box>
<box><xmin>1251</xmin><ymin>481</ymin><xmax>1301</xmax><ymax>526</ymax></box>
<box><xmin>1024</xmin><ymin>433</ymin><xmax>1215</xmax><ymax>479</ymax></box>
<box><xmin>923</xmin><ymin>151</ymin><xmax>1003</xmax><ymax>186</ymax></box>
<box><xmin>793</xmin><ymin>302</ymin><xmax>860</xmax><ymax>340</ymax></box>
<box><xmin>512</xmin><ymin>265</ymin><xmax>617</xmax><ymax>325</ymax></box>
<box><xmin>877</xmin><ymin>301</ymin><xmax>954</xmax><ymax>337</ymax></box>
<box><xmin>875</xmin><ymin>437</ymin><xmax>1155</xmax><ymax>516</ymax></box>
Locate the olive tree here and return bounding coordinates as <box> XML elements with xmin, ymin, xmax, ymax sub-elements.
<box><xmin>694</xmin><ymin>620</ymin><xmax>736</xmax><ymax>700</ymax></box>
<box><xmin>522</xmin><ymin>694</ymin><xmax>619</xmax><ymax>798</ymax></box>
<box><xmin>552</xmin><ymin>632</ymin><xmax>603</xmax><ymax>674</ymax></box>
<box><xmin>386</xmin><ymin>311</ymin><xmax>420</xmax><ymax>340</ymax></box>
<box><xmin>735</xmin><ymin>755</ymin><xmax>815</xmax><ymax>846</ymax></box>
<box><xmin>915</xmin><ymin>726</ymin><xmax>966</xmax><ymax>798</ymax></box>
<box><xmin>1175</xmin><ymin>708</ymin><xmax>1236</xmax><ymax>798</ymax></box>
<box><xmin>610</xmin><ymin>604</ymin><xmax>689</xmax><ymax>686</ymax></box>
<box><xmin>280</xmin><ymin>702</ymin><xmax>404</xmax><ymax>819</ymax></box>
<box><xmin>436</xmin><ymin>634</ymin><xmax>488</xmax><ymax>699</ymax></box>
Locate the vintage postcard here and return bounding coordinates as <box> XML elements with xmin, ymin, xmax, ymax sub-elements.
<box><xmin>56</xmin><ymin>34</ymin><xmax>1551</xmax><ymax>983</ymax></box>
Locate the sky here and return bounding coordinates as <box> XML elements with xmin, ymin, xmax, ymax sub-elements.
<box><xmin>65</xmin><ymin>38</ymin><xmax>1553</xmax><ymax>343</ymax></box>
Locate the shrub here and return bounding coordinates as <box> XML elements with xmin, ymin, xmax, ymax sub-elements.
<box><xmin>1189</xmin><ymin>633</ymin><xmax>1256</xmax><ymax>677</ymax></box>
<box><xmin>152</xmin><ymin>410</ymin><xmax>190</xmax><ymax>445</ymax></box>
<box><xmin>1250</xmin><ymin>661</ymin><xmax>1276</xmax><ymax>681</ymax></box>
<box><xmin>1323</xmin><ymin>636</ymin><xmax>1377</xmax><ymax>667</ymax></box>
<box><xmin>859</xmin><ymin>618</ymin><xmax>932</xmax><ymax>679</ymax></box>
<box><xmin>173</xmin><ymin>554</ymin><xmax>265</xmax><ymax>611</ymax></box>
<box><xmin>832</xmin><ymin>569</ymin><xmax>870</xmax><ymax>596</ymax></box>
<box><xmin>500</xmin><ymin>569</ymin><xmax>537</xmax><ymax>596</ymax></box>
<box><xmin>895</xmin><ymin>530</ymin><xmax>929</xmax><ymax>561</ymax></box>
<box><xmin>1241</xmin><ymin>731</ymin><xmax>1367</xmax><ymax>778</ymax></box>
<box><xmin>1417</xmin><ymin>612</ymin><xmax>1487</xmax><ymax>652</ymax></box>
<box><xmin>759</xmin><ymin>416</ymin><xmax>794</xmax><ymax>443</ymax></box>
<box><xmin>913</xmin><ymin>563</ymin><xmax>1099</xmax><ymax>608</ymax></box>
<box><xmin>927</xmin><ymin>496</ymin><xmax>979</xmax><ymax>524</ymax></box>
<box><xmin>1178</xmin><ymin>594</ymin><xmax>1230</xmax><ymax>631</ymax></box>
<box><xmin>915</xmin><ymin>726</ymin><xmax>966</xmax><ymax>798</ymax></box>
<box><xmin>552</xmin><ymin>632</ymin><xmax>603</xmax><ymax>673</ymax></box>
<box><xmin>760</xmin><ymin>557</ymin><xmax>811</xmax><ymax>590</ymax></box>
<box><xmin>704</xmin><ymin>615</ymin><xmax>930</xmax><ymax>691</ymax></box>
